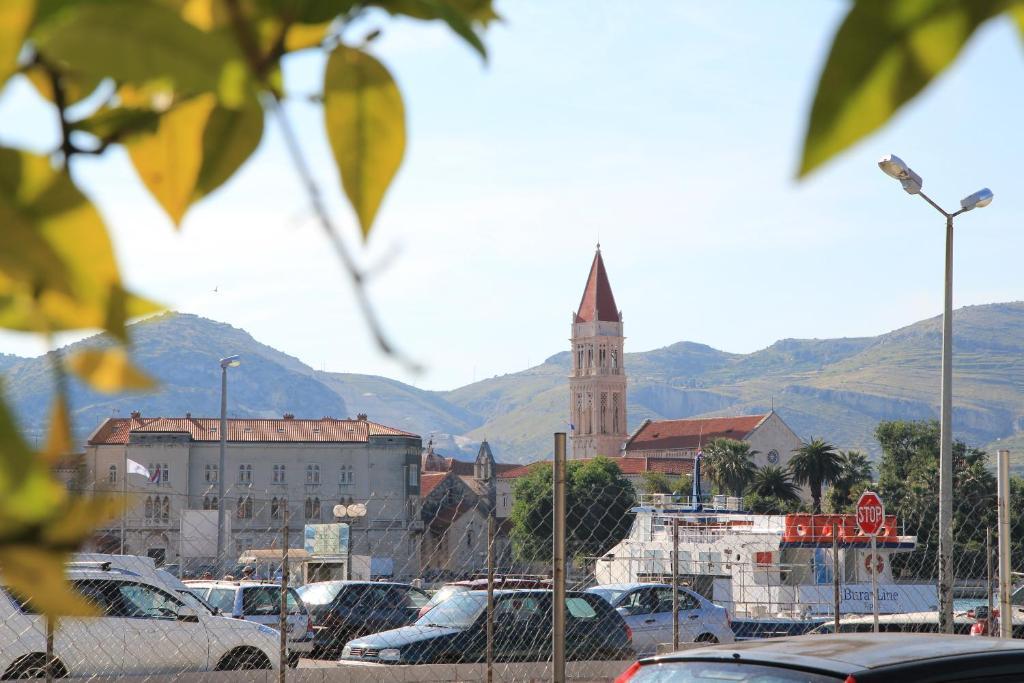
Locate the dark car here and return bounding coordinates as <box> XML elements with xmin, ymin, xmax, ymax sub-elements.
<box><xmin>342</xmin><ymin>589</ymin><xmax>633</xmax><ymax>665</ymax></box>
<box><xmin>418</xmin><ymin>577</ymin><xmax>552</xmax><ymax>618</ymax></box>
<box><xmin>615</xmin><ymin>633</ymin><xmax>1024</xmax><ymax>682</ymax></box>
<box><xmin>295</xmin><ymin>581</ymin><xmax>429</xmax><ymax>658</ymax></box>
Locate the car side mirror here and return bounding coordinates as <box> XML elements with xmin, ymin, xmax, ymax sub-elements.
<box><xmin>177</xmin><ymin>606</ymin><xmax>200</xmax><ymax>623</ymax></box>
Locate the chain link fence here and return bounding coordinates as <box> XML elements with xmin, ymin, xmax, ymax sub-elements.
<box><xmin>1</xmin><ymin>441</ymin><xmax>1020</xmax><ymax>681</ymax></box>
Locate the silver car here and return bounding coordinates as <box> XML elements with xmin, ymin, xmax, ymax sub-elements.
<box><xmin>586</xmin><ymin>583</ymin><xmax>734</xmax><ymax>656</ymax></box>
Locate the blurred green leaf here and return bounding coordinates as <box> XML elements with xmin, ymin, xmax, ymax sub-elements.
<box><xmin>799</xmin><ymin>0</ymin><xmax>1005</xmax><ymax>177</ymax></box>
<box><xmin>0</xmin><ymin>0</ymin><xmax>36</xmax><ymax>88</ymax></box>
<box><xmin>194</xmin><ymin>95</ymin><xmax>264</xmax><ymax>200</ymax></box>
<box><xmin>72</xmin><ymin>106</ymin><xmax>161</xmax><ymax>141</ymax></box>
<box><xmin>42</xmin><ymin>395</ymin><xmax>71</xmax><ymax>462</ymax></box>
<box><xmin>32</xmin><ymin>0</ymin><xmax>241</xmax><ymax>94</ymax></box>
<box><xmin>24</xmin><ymin>62</ymin><xmax>103</xmax><ymax>107</ymax></box>
<box><xmin>0</xmin><ymin>148</ymin><xmax>154</xmax><ymax>339</ymax></box>
<box><xmin>324</xmin><ymin>45</ymin><xmax>405</xmax><ymax>240</ymax></box>
<box><xmin>372</xmin><ymin>0</ymin><xmax>492</xmax><ymax>59</ymax></box>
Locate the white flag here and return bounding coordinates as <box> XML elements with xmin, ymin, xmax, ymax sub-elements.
<box><xmin>126</xmin><ymin>459</ymin><xmax>151</xmax><ymax>479</ymax></box>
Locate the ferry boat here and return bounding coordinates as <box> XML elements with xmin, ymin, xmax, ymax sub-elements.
<box><xmin>594</xmin><ymin>492</ymin><xmax>938</xmax><ymax>638</ymax></box>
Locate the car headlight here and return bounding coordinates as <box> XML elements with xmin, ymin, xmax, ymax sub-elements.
<box><xmin>378</xmin><ymin>648</ymin><xmax>401</xmax><ymax>662</ymax></box>
<box><xmin>256</xmin><ymin>624</ymin><xmax>278</xmax><ymax>637</ymax></box>
<box><xmin>341</xmin><ymin>645</ymin><xmax>352</xmax><ymax>657</ymax></box>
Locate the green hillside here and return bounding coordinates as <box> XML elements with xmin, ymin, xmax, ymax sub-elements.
<box><xmin>3</xmin><ymin>303</ymin><xmax>1023</xmax><ymax>465</ymax></box>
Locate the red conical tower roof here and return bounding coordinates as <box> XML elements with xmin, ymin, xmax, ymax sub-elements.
<box><xmin>575</xmin><ymin>246</ymin><xmax>620</xmax><ymax>323</ymax></box>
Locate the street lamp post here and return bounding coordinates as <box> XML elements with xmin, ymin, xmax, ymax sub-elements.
<box><xmin>334</xmin><ymin>503</ymin><xmax>367</xmax><ymax>579</ymax></box>
<box><xmin>216</xmin><ymin>355</ymin><xmax>241</xmax><ymax>575</ymax></box>
<box><xmin>877</xmin><ymin>154</ymin><xmax>993</xmax><ymax>633</ymax></box>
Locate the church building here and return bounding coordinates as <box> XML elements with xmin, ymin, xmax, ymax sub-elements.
<box><xmin>569</xmin><ymin>245</ymin><xmax>628</xmax><ymax>459</ymax></box>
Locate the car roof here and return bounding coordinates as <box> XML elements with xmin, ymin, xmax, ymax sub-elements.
<box><xmin>653</xmin><ymin>633</ymin><xmax>1024</xmax><ymax>674</ymax></box>
<box><xmin>588</xmin><ymin>583</ymin><xmax>671</xmax><ymax>591</ymax></box>
<box><xmin>297</xmin><ymin>580</ymin><xmax>414</xmax><ymax>589</ymax></box>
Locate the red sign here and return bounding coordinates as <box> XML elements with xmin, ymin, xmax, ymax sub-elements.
<box><xmin>856</xmin><ymin>491</ymin><xmax>886</xmax><ymax>536</ymax></box>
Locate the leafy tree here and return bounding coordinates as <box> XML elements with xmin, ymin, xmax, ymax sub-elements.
<box><xmin>875</xmin><ymin>420</ymin><xmax>996</xmax><ymax>581</ymax></box>
<box><xmin>788</xmin><ymin>438</ymin><xmax>842</xmax><ymax>513</ymax></box>
<box><xmin>510</xmin><ymin>457</ymin><xmax>636</xmax><ymax>563</ymax></box>
<box><xmin>825</xmin><ymin>450</ymin><xmax>873</xmax><ymax>513</ymax></box>
<box><xmin>0</xmin><ymin>0</ymin><xmax>496</xmax><ymax>617</ymax></box>
<box><xmin>743</xmin><ymin>491</ymin><xmax>806</xmax><ymax>515</ymax></box>
<box><xmin>702</xmin><ymin>438</ymin><xmax>758</xmax><ymax>497</ymax></box>
<box><xmin>750</xmin><ymin>465</ymin><xmax>801</xmax><ymax>503</ymax></box>
<box><xmin>639</xmin><ymin>471</ymin><xmax>692</xmax><ymax>496</ymax></box>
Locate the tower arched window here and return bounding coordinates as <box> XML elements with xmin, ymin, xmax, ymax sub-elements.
<box><xmin>600</xmin><ymin>392</ymin><xmax>608</xmax><ymax>434</ymax></box>
<box><xmin>144</xmin><ymin>496</ymin><xmax>154</xmax><ymax>519</ymax></box>
<box><xmin>108</xmin><ymin>464</ymin><xmax>117</xmax><ymax>484</ymax></box>
<box><xmin>162</xmin><ymin>496</ymin><xmax>170</xmax><ymax>521</ymax></box>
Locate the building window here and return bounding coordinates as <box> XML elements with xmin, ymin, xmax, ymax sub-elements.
<box><xmin>576</xmin><ymin>346</ymin><xmax>583</xmax><ymax>371</ymax></box>
<box><xmin>305</xmin><ymin>497</ymin><xmax>321</xmax><ymax>521</ymax></box>
<box><xmin>203</xmin><ymin>495</ymin><xmax>218</xmax><ymax>510</ymax></box>
<box><xmin>599</xmin><ymin>392</ymin><xmax>608</xmax><ymax>434</ymax></box>
<box><xmin>161</xmin><ymin>496</ymin><xmax>169</xmax><ymax>521</ymax></box>
<box><xmin>611</xmin><ymin>349</ymin><xmax>618</xmax><ymax>371</ymax></box>
<box><xmin>612</xmin><ymin>393</ymin><xmax>621</xmax><ymax>434</ymax></box>
<box><xmin>271</xmin><ymin>497</ymin><xmax>285</xmax><ymax>520</ymax></box>
<box><xmin>204</xmin><ymin>464</ymin><xmax>218</xmax><ymax>483</ymax></box>
<box><xmin>108</xmin><ymin>464</ymin><xmax>118</xmax><ymax>484</ymax></box>
<box><xmin>144</xmin><ymin>496</ymin><xmax>169</xmax><ymax>521</ymax></box>
<box><xmin>238</xmin><ymin>464</ymin><xmax>252</xmax><ymax>484</ymax></box>
<box><xmin>148</xmin><ymin>463</ymin><xmax>169</xmax><ymax>485</ymax></box>
<box><xmin>273</xmin><ymin>464</ymin><xmax>287</xmax><ymax>484</ymax></box>
<box><xmin>408</xmin><ymin>466</ymin><xmax>419</xmax><ymax>487</ymax></box>
<box><xmin>237</xmin><ymin>495</ymin><xmax>253</xmax><ymax>519</ymax></box>
<box><xmin>306</xmin><ymin>464</ymin><xmax>321</xmax><ymax>485</ymax></box>
<box><xmin>339</xmin><ymin>464</ymin><xmax>353</xmax><ymax>487</ymax></box>
<box><xmin>502</xmin><ymin>493</ymin><xmax>508</xmax><ymax>508</ymax></box>
<box><xmin>145</xmin><ymin>496</ymin><xmax>154</xmax><ymax>519</ymax></box>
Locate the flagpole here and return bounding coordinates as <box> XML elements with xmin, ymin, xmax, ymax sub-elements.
<box><xmin>120</xmin><ymin>451</ymin><xmax>127</xmax><ymax>554</ymax></box>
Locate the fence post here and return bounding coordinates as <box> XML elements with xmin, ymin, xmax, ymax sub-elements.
<box><xmin>45</xmin><ymin>614</ymin><xmax>54</xmax><ymax>683</ymax></box>
<box><xmin>987</xmin><ymin>527</ymin><xmax>994</xmax><ymax>637</ymax></box>
<box><xmin>831</xmin><ymin>521</ymin><xmax>840</xmax><ymax>634</ymax></box>
<box><xmin>552</xmin><ymin>433</ymin><xmax>567</xmax><ymax>683</ymax></box>
<box><xmin>486</xmin><ymin>512</ymin><xmax>495</xmax><ymax>683</ymax></box>
<box><xmin>998</xmin><ymin>449</ymin><xmax>1012</xmax><ymax>638</ymax></box>
<box><xmin>672</xmin><ymin>519</ymin><xmax>679</xmax><ymax>650</ymax></box>
<box><xmin>279</xmin><ymin>505</ymin><xmax>289</xmax><ymax>680</ymax></box>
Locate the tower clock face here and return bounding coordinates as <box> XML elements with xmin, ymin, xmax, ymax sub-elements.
<box><xmin>767</xmin><ymin>449</ymin><xmax>779</xmax><ymax>464</ymax></box>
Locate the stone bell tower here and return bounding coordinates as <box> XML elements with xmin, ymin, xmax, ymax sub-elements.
<box><xmin>569</xmin><ymin>245</ymin><xmax>627</xmax><ymax>459</ymax></box>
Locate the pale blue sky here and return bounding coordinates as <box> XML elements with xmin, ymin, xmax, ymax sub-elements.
<box><xmin>2</xmin><ymin>2</ymin><xmax>1023</xmax><ymax>390</ymax></box>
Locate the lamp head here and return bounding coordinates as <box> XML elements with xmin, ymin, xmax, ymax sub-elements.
<box><xmin>877</xmin><ymin>154</ymin><xmax>923</xmax><ymax>194</ymax></box>
<box><xmin>960</xmin><ymin>188</ymin><xmax>993</xmax><ymax>212</ymax></box>
<box><xmin>220</xmin><ymin>354</ymin><xmax>241</xmax><ymax>368</ymax></box>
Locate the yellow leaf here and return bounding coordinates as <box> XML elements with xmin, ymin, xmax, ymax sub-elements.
<box><xmin>285</xmin><ymin>22</ymin><xmax>329</xmax><ymax>51</ymax></box>
<box><xmin>323</xmin><ymin>45</ymin><xmax>406</xmax><ymax>240</ymax></box>
<box><xmin>23</xmin><ymin>62</ymin><xmax>102</xmax><ymax>106</ymax></box>
<box><xmin>194</xmin><ymin>95</ymin><xmax>264</xmax><ymax>201</ymax></box>
<box><xmin>0</xmin><ymin>0</ymin><xmax>34</xmax><ymax>88</ymax></box>
<box><xmin>42</xmin><ymin>496</ymin><xmax>122</xmax><ymax>547</ymax></box>
<box><xmin>0</xmin><ymin>148</ymin><xmax>146</xmax><ymax>339</ymax></box>
<box><xmin>0</xmin><ymin>547</ymin><xmax>98</xmax><ymax>617</ymax></box>
<box><xmin>66</xmin><ymin>347</ymin><xmax>157</xmax><ymax>393</ymax></box>
<box><xmin>126</xmin><ymin>93</ymin><xmax>218</xmax><ymax>225</ymax></box>
<box><xmin>799</xmin><ymin>0</ymin><xmax>1005</xmax><ymax>177</ymax></box>
<box><xmin>42</xmin><ymin>395</ymin><xmax>71</xmax><ymax>462</ymax></box>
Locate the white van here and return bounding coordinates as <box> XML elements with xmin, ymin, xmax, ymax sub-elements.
<box><xmin>0</xmin><ymin>561</ymin><xmax>280</xmax><ymax>678</ymax></box>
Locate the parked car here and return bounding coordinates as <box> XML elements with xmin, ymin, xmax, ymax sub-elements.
<box><xmin>296</xmin><ymin>580</ymin><xmax>430</xmax><ymax>658</ymax></box>
<box><xmin>185</xmin><ymin>580</ymin><xmax>314</xmax><ymax>665</ymax></box>
<box><xmin>419</xmin><ymin>577</ymin><xmax>552</xmax><ymax>617</ymax></box>
<box><xmin>341</xmin><ymin>589</ymin><xmax>633</xmax><ymax>664</ymax></box>
<box><xmin>586</xmin><ymin>583</ymin><xmax>733</xmax><ymax>655</ymax></box>
<box><xmin>0</xmin><ymin>561</ymin><xmax>280</xmax><ymax>678</ymax></box>
<box><xmin>614</xmin><ymin>632</ymin><xmax>1024</xmax><ymax>682</ymax></box>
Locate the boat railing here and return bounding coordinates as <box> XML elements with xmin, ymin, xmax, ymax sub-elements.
<box><xmin>638</xmin><ymin>493</ymin><xmax>745</xmax><ymax>511</ymax></box>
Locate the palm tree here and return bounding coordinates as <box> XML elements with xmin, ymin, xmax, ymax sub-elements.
<box><xmin>750</xmin><ymin>465</ymin><xmax>801</xmax><ymax>502</ymax></box>
<box><xmin>826</xmin><ymin>450</ymin><xmax>874</xmax><ymax>512</ymax></box>
<box><xmin>788</xmin><ymin>438</ymin><xmax>843</xmax><ymax>513</ymax></box>
<box><xmin>702</xmin><ymin>438</ymin><xmax>758</xmax><ymax>497</ymax></box>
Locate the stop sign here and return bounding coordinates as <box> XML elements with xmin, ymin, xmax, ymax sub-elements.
<box><xmin>856</xmin><ymin>491</ymin><xmax>886</xmax><ymax>536</ymax></box>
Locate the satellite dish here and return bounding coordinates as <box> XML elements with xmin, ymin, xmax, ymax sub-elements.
<box><xmin>332</xmin><ymin>504</ymin><xmax>347</xmax><ymax>518</ymax></box>
<box><xmin>347</xmin><ymin>503</ymin><xmax>367</xmax><ymax>517</ymax></box>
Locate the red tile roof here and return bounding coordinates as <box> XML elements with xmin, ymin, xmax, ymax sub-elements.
<box><xmin>575</xmin><ymin>248</ymin><xmax>620</xmax><ymax>323</ymax></box>
<box><xmin>497</xmin><ymin>456</ymin><xmax>693</xmax><ymax>479</ymax></box>
<box><xmin>625</xmin><ymin>414</ymin><xmax>770</xmax><ymax>453</ymax></box>
<box><xmin>88</xmin><ymin>415</ymin><xmax>417</xmax><ymax>445</ymax></box>
<box><xmin>419</xmin><ymin>472</ymin><xmax>448</xmax><ymax>497</ymax></box>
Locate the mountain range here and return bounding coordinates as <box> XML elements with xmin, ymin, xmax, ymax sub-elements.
<box><xmin>3</xmin><ymin>303</ymin><xmax>1024</xmax><ymax>467</ymax></box>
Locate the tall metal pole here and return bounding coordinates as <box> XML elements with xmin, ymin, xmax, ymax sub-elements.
<box><xmin>279</xmin><ymin>505</ymin><xmax>289</xmax><ymax>680</ymax></box>
<box><xmin>870</xmin><ymin>534</ymin><xmax>879</xmax><ymax>633</ymax></box>
<box><xmin>552</xmin><ymin>433</ymin><xmax>567</xmax><ymax>683</ymax></box>
<box><xmin>45</xmin><ymin>615</ymin><xmax>54</xmax><ymax>683</ymax></box>
<box><xmin>987</xmin><ymin>527</ymin><xmax>994</xmax><ymax>637</ymax></box>
<box><xmin>672</xmin><ymin>520</ymin><xmax>679</xmax><ymax>650</ymax></box>
<box><xmin>120</xmin><ymin>451</ymin><xmax>127</xmax><ymax>554</ymax></box>
<box><xmin>486</xmin><ymin>513</ymin><xmax>495</xmax><ymax>683</ymax></box>
<box><xmin>937</xmin><ymin>214</ymin><xmax>955</xmax><ymax>634</ymax></box>
<box><xmin>998</xmin><ymin>449</ymin><xmax>1012</xmax><ymax>638</ymax></box>
<box><xmin>832</xmin><ymin>521</ymin><xmax>840</xmax><ymax>633</ymax></box>
<box><xmin>217</xmin><ymin>365</ymin><xmax>227</xmax><ymax>575</ymax></box>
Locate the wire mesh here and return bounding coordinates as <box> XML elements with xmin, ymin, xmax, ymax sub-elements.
<box><xmin>2</xmin><ymin>440</ymin><xmax>1021</xmax><ymax>681</ymax></box>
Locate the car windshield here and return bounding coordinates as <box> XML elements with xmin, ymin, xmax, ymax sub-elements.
<box><xmin>297</xmin><ymin>583</ymin><xmax>344</xmax><ymax>605</ymax></box>
<box><xmin>627</xmin><ymin>661</ymin><xmax>842</xmax><ymax>682</ymax></box>
<box><xmin>425</xmin><ymin>585</ymin><xmax>468</xmax><ymax>609</ymax></box>
<box><xmin>586</xmin><ymin>587</ymin><xmax>625</xmax><ymax>606</ymax></box>
<box><xmin>416</xmin><ymin>592</ymin><xmax>485</xmax><ymax>628</ymax></box>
